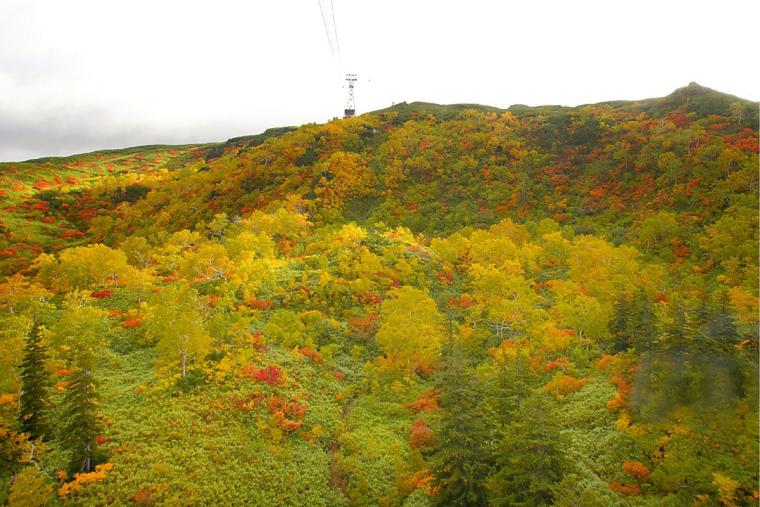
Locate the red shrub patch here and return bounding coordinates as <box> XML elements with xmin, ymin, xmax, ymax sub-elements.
<box><xmin>297</xmin><ymin>347</ymin><xmax>323</xmax><ymax>363</ymax></box>
<box><xmin>607</xmin><ymin>370</ymin><xmax>633</xmax><ymax>411</ymax></box>
<box><xmin>347</xmin><ymin>313</ymin><xmax>379</xmax><ymax>340</ymax></box>
<box><xmin>274</xmin><ymin>411</ymin><xmax>303</xmax><ymax>431</ymax></box>
<box><xmin>250</xmin><ymin>332</ymin><xmax>266</xmax><ymax>351</ymax></box>
<box><xmin>268</xmin><ymin>395</ymin><xmax>307</xmax><ymax>431</ymax></box>
<box><xmin>609</xmin><ymin>481</ymin><xmax>640</xmax><ymax>496</ymax></box>
<box><xmin>77</xmin><ymin>209</ymin><xmax>98</xmax><ymax>220</ymax></box>
<box><xmin>120</xmin><ymin>317</ymin><xmax>142</xmax><ymax>329</ymax></box>
<box><xmin>447</xmin><ymin>294</ymin><xmax>476</xmax><ymax>309</ymax></box>
<box><xmin>409</xmin><ymin>418</ymin><xmax>435</xmax><ymax>447</ymax></box>
<box><xmin>131</xmin><ymin>487</ymin><xmax>156</xmax><ymax>505</ymax></box>
<box><xmin>436</xmin><ymin>269</ymin><xmax>455</xmax><ymax>285</ymax></box>
<box><xmin>357</xmin><ymin>292</ymin><xmax>381</xmax><ymax>306</ymax></box>
<box><xmin>29</xmin><ymin>201</ymin><xmax>50</xmax><ymax>212</ymax></box>
<box><xmin>90</xmin><ymin>289</ymin><xmax>112</xmax><ymax>299</ymax></box>
<box><xmin>240</xmin><ymin>364</ymin><xmax>283</xmax><ymax>385</ymax></box>
<box><xmin>406</xmin><ymin>389</ymin><xmax>439</xmax><ymax>413</ymax></box>
<box><xmin>59</xmin><ymin>229</ymin><xmax>85</xmax><ymax>239</ymax></box>
<box><xmin>244</xmin><ymin>297</ymin><xmax>274</xmax><ymax>310</ymax></box>
<box><xmin>544</xmin><ymin>357</ymin><xmax>570</xmax><ymax>372</ymax></box>
<box><xmin>622</xmin><ymin>461</ymin><xmax>651</xmax><ymax>480</ymax></box>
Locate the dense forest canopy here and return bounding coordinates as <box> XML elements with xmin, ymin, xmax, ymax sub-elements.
<box><xmin>0</xmin><ymin>82</ymin><xmax>757</xmax><ymax>505</ymax></box>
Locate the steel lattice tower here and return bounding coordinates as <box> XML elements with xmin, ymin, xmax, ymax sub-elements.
<box><xmin>344</xmin><ymin>73</ymin><xmax>357</xmax><ymax>118</ymax></box>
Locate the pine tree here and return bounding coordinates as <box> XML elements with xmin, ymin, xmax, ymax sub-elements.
<box><xmin>660</xmin><ymin>299</ymin><xmax>695</xmax><ymax>354</ymax></box>
<box><xmin>629</xmin><ymin>288</ymin><xmax>657</xmax><ymax>352</ymax></box>
<box><xmin>609</xmin><ymin>293</ymin><xmax>630</xmax><ymax>352</ymax></box>
<box><xmin>693</xmin><ymin>292</ymin><xmax>744</xmax><ymax>403</ymax></box>
<box><xmin>487</xmin><ymin>392</ymin><xmax>567</xmax><ymax>506</ymax></box>
<box><xmin>19</xmin><ymin>321</ymin><xmax>50</xmax><ymax>439</ymax></box>
<box><xmin>489</xmin><ymin>346</ymin><xmax>530</xmax><ymax>427</ymax></box>
<box><xmin>60</xmin><ymin>368</ymin><xmax>101</xmax><ymax>473</ymax></box>
<box><xmin>704</xmin><ymin>291</ymin><xmax>741</xmax><ymax>349</ymax></box>
<box><xmin>430</xmin><ymin>337</ymin><xmax>490</xmax><ymax>506</ymax></box>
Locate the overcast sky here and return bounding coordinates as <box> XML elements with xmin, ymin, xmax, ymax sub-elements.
<box><xmin>1</xmin><ymin>0</ymin><xmax>757</xmax><ymax>162</ymax></box>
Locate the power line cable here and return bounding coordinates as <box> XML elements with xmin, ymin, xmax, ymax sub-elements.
<box><xmin>330</xmin><ymin>0</ymin><xmax>340</xmax><ymax>59</ymax></box>
<box><xmin>317</xmin><ymin>0</ymin><xmax>335</xmax><ymax>57</ymax></box>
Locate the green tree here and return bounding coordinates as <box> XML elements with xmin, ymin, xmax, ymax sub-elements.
<box><xmin>610</xmin><ymin>288</ymin><xmax>658</xmax><ymax>353</ymax></box>
<box><xmin>660</xmin><ymin>300</ymin><xmax>695</xmax><ymax>354</ymax></box>
<box><xmin>638</xmin><ymin>211</ymin><xmax>678</xmax><ymax>253</ymax></box>
<box><xmin>18</xmin><ymin>320</ymin><xmax>50</xmax><ymax>439</ymax></box>
<box><xmin>489</xmin><ymin>346</ymin><xmax>530</xmax><ymax>425</ymax></box>
<box><xmin>629</xmin><ymin>288</ymin><xmax>657</xmax><ymax>352</ymax></box>
<box><xmin>45</xmin><ymin>293</ymin><xmax>108</xmax><ymax>473</ymax></box>
<box><xmin>263</xmin><ymin>309</ymin><xmax>306</xmax><ymax>348</ymax></box>
<box><xmin>60</xmin><ymin>367</ymin><xmax>101</xmax><ymax>473</ymax></box>
<box><xmin>609</xmin><ymin>293</ymin><xmax>630</xmax><ymax>352</ymax></box>
<box><xmin>699</xmin><ymin>291</ymin><xmax>741</xmax><ymax>350</ymax></box>
<box><xmin>430</xmin><ymin>338</ymin><xmax>490</xmax><ymax>506</ymax></box>
<box><xmin>487</xmin><ymin>392</ymin><xmax>567</xmax><ymax>506</ymax></box>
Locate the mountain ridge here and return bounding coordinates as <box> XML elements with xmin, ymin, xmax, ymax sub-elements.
<box><xmin>5</xmin><ymin>83</ymin><xmax>756</xmax><ymax>165</ymax></box>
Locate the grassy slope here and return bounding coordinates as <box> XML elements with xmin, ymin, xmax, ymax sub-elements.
<box><xmin>0</xmin><ymin>145</ymin><xmax>209</xmax><ymax>275</ymax></box>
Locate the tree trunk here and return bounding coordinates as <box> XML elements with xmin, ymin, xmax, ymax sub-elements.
<box><xmin>84</xmin><ymin>444</ymin><xmax>91</xmax><ymax>472</ymax></box>
<box><xmin>181</xmin><ymin>349</ymin><xmax>187</xmax><ymax>378</ymax></box>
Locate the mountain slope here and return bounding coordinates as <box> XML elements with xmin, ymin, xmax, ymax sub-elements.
<box><xmin>0</xmin><ymin>85</ymin><xmax>757</xmax><ymax>505</ymax></box>
<box><xmin>58</xmin><ymin>84</ymin><xmax>757</xmax><ymax>281</ymax></box>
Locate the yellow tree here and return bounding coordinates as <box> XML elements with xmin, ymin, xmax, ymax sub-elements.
<box><xmin>0</xmin><ymin>274</ymin><xmax>50</xmax><ymax>316</ymax></box>
<box><xmin>178</xmin><ymin>243</ymin><xmax>233</xmax><ymax>282</ymax></box>
<box><xmin>376</xmin><ymin>286</ymin><xmax>444</xmax><ymax>372</ymax></box>
<box><xmin>50</xmin><ymin>291</ymin><xmax>109</xmax><ymax>368</ymax></box>
<box><xmin>567</xmin><ymin>236</ymin><xmax>640</xmax><ymax>301</ymax></box>
<box><xmin>146</xmin><ymin>284</ymin><xmax>210</xmax><ymax>378</ymax></box>
<box><xmin>313</xmin><ymin>151</ymin><xmax>374</xmax><ymax>219</ymax></box>
<box><xmin>33</xmin><ymin>245</ymin><xmax>137</xmax><ymax>291</ymax></box>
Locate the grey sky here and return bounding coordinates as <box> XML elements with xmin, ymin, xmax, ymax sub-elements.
<box><xmin>1</xmin><ymin>0</ymin><xmax>758</xmax><ymax>162</ymax></box>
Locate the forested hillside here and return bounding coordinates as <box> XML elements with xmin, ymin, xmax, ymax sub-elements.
<box><xmin>1</xmin><ymin>82</ymin><xmax>757</xmax><ymax>505</ymax></box>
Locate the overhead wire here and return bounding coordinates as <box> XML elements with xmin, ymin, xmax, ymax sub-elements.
<box><xmin>317</xmin><ymin>0</ymin><xmax>351</xmax><ymax>114</ymax></box>
<box><xmin>330</xmin><ymin>0</ymin><xmax>341</xmax><ymax>59</ymax></box>
<box><xmin>317</xmin><ymin>0</ymin><xmax>336</xmax><ymax>58</ymax></box>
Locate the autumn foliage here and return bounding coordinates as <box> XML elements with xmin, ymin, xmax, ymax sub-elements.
<box><xmin>120</xmin><ymin>316</ymin><xmax>142</xmax><ymax>329</ymax></box>
<box><xmin>409</xmin><ymin>418</ymin><xmax>435</xmax><ymax>447</ymax></box>
<box><xmin>622</xmin><ymin>461</ymin><xmax>652</xmax><ymax>480</ymax></box>
<box><xmin>542</xmin><ymin>374</ymin><xmax>588</xmax><ymax>399</ymax></box>
<box><xmin>239</xmin><ymin>364</ymin><xmax>283</xmax><ymax>385</ymax></box>
<box><xmin>609</xmin><ymin>480</ymin><xmax>641</xmax><ymax>496</ymax></box>
<box><xmin>57</xmin><ymin>463</ymin><xmax>113</xmax><ymax>498</ymax></box>
<box><xmin>406</xmin><ymin>389</ymin><xmax>440</xmax><ymax>413</ymax></box>
<box><xmin>297</xmin><ymin>347</ymin><xmax>323</xmax><ymax>363</ymax></box>
<box><xmin>0</xmin><ymin>85</ymin><xmax>756</xmax><ymax>505</ymax></box>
